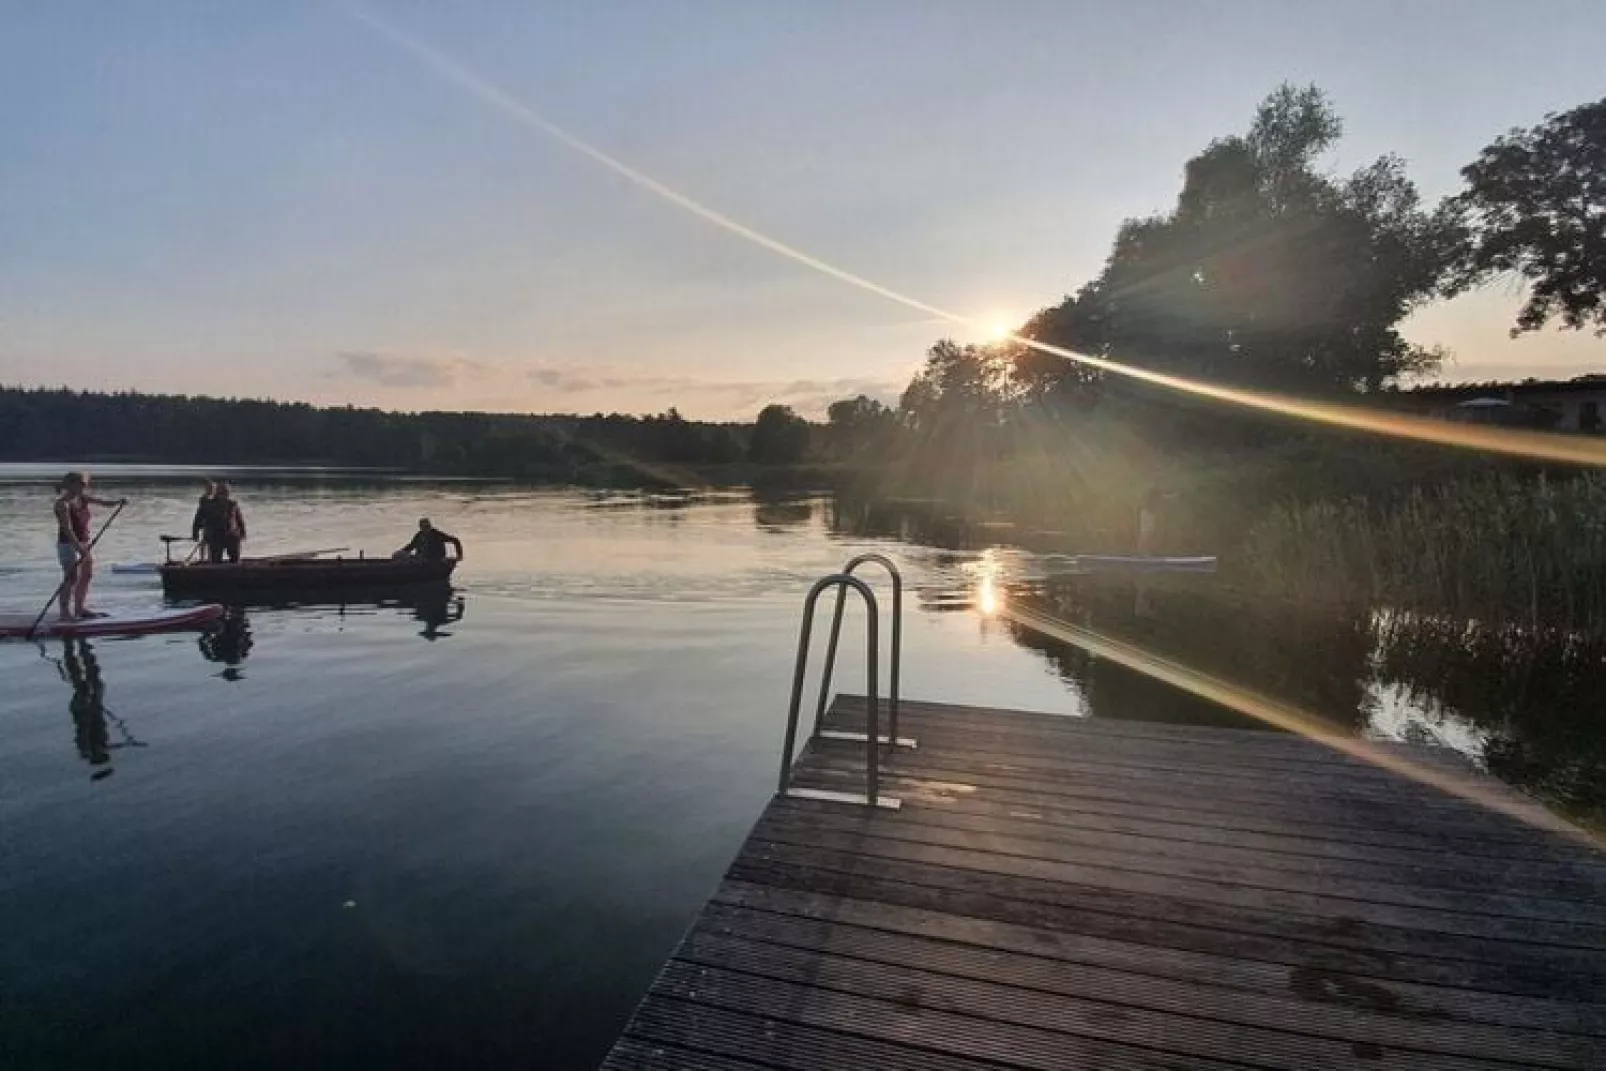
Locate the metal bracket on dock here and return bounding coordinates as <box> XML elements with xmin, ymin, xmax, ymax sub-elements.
<box><xmin>811</xmin><ymin>553</ymin><xmax>914</xmax><ymax>751</ymax></box>
<box><xmin>778</xmin><ymin>572</ymin><xmax>900</xmax><ymax>809</ymax></box>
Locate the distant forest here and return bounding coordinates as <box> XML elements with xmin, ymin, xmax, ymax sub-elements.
<box><xmin>0</xmin><ymin>387</ymin><xmax>820</xmax><ymax>480</ymax></box>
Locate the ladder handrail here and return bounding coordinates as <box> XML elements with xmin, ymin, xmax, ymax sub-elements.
<box><xmin>779</xmin><ymin>573</ymin><xmax>881</xmax><ymax>805</ymax></box>
<box><xmin>813</xmin><ymin>553</ymin><xmax>902</xmax><ymax>745</ymax></box>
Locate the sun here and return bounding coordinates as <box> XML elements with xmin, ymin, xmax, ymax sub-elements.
<box><xmin>986</xmin><ymin>320</ymin><xmax>1012</xmax><ymax>342</ymax></box>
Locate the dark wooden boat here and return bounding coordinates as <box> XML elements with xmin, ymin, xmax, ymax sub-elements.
<box><xmin>160</xmin><ymin>556</ymin><xmax>456</xmax><ymax>595</ymax></box>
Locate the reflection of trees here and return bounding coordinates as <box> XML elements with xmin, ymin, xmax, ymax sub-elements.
<box><xmin>753</xmin><ymin>498</ymin><xmax>814</xmax><ymax>531</ymax></box>
<box><xmin>1010</xmin><ymin>583</ymin><xmax>1374</xmax><ymax>734</ymax></box>
<box><xmin>828</xmin><ymin>493</ymin><xmax>979</xmax><ymax>550</ymax></box>
<box><xmin>1373</xmin><ymin>613</ymin><xmax>1606</xmax><ymax>825</ymax></box>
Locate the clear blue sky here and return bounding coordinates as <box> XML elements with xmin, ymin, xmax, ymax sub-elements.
<box><xmin>3</xmin><ymin>0</ymin><xmax>1602</xmax><ymax>417</ymax></box>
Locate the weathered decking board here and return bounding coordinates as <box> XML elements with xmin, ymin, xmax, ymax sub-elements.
<box><xmin>601</xmin><ymin>695</ymin><xmax>1606</xmax><ymax>1070</ymax></box>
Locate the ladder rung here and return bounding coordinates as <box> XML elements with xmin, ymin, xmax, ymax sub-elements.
<box><xmin>784</xmin><ymin>787</ymin><xmax>902</xmax><ymax>810</ymax></box>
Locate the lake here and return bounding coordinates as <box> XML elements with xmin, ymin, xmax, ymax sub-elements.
<box><xmin>2</xmin><ymin>464</ymin><xmax>1599</xmax><ymax>1069</ymax></box>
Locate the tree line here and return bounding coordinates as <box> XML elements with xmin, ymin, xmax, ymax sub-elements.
<box><xmin>0</xmin><ymin>387</ymin><xmax>820</xmax><ymax>477</ymax></box>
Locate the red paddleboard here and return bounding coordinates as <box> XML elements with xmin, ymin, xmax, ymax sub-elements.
<box><xmin>0</xmin><ymin>604</ymin><xmax>225</xmax><ymax>639</ymax></box>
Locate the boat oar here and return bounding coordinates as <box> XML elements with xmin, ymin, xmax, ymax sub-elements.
<box><xmin>256</xmin><ymin>546</ymin><xmax>350</xmax><ymax>562</ymax></box>
<box><xmin>26</xmin><ymin>501</ymin><xmax>127</xmax><ymax>640</ymax></box>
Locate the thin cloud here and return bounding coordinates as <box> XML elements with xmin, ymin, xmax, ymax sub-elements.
<box><xmin>523</xmin><ymin>364</ymin><xmax>903</xmax><ymax>417</ymax></box>
<box><xmin>529</xmin><ymin>367</ymin><xmax>601</xmax><ymax>393</ymax></box>
<box><xmin>338</xmin><ymin>351</ymin><xmax>490</xmax><ymax>388</ymax></box>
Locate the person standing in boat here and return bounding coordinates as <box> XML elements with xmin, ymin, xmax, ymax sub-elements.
<box><xmin>53</xmin><ymin>471</ymin><xmax>126</xmax><ymax>622</ymax></box>
<box><xmin>190</xmin><ymin>480</ymin><xmax>216</xmax><ymax>559</ymax></box>
<box><xmin>199</xmin><ymin>482</ymin><xmax>247</xmax><ymax>563</ymax></box>
<box><xmin>393</xmin><ymin>518</ymin><xmax>463</xmax><ymax>562</ymax></box>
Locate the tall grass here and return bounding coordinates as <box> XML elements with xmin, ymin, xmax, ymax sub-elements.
<box><xmin>1243</xmin><ymin>473</ymin><xmax>1606</xmax><ymax>631</ymax></box>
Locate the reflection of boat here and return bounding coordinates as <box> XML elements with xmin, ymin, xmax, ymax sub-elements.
<box><xmin>160</xmin><ymin>557</ymin><xmax>456</xmax><ymax>595</ymax></box>
<box><xmin>198</xmin><ymin>607</ymin><xmax>254</xmax><ymax>675</ymax></box>
<box><xmin>197</xmin><ymin>589</ymin><xmax>465</xmax><ymax>641</ymax></box>
<box><xmin>1</xmin><ymin>604</ymin><xmax>224</xmax><ymax>639</ymax></box>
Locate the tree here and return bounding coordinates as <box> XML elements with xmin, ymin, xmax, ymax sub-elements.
<box><xmin>1451</xmin><ymin>97</ymin><xmax>1606</xmax><ymax>335</ymax></box>
<box><xmin>1027</xmin><ymin>85</ymin><xmax>1452</xmax><ymax>398</ymax></box>
<box><xmin>748</xmin><ymin>404</ymin><xmax>811</xmax><ymax>464</ymax></box>
<box><xmin>825</xmin><ymin>394</ymin><xmax>896</xmax><ymax>458</ymax></box>
<box><xmin>897</xmin><ymin>340</ymin><xmax>1011</xmax><ymax>434</ymax></box>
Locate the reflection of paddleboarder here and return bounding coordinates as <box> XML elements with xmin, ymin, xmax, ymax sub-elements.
<box><xmin>60</xmin><ymin>638</ymin><xmax>113</xmax><ymax>776</ymax></box>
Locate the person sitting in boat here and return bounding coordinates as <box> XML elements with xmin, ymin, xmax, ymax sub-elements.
<box><xmin>393</xmin><ymin>518</ymin><xmax>463</xmax><ymax>562</ymax></box>
<box><xmin>54</xmin><ymin>471</ymin><xmax>126</xmax><ymax>621</ymax></box>
<box><xmin>190</xmin><ymin>480</ymin><xmax>215</xmax><ymax>558</ymax></box>
<box><xmin>198</xmin><ymin>482</ymin><xmax>247</xmax><ymax>564</ymax></box>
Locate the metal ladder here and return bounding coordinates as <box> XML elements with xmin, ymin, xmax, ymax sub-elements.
<box><xmin>777</xmin><ymin>554</ymin><xmax>911</xmax><ymax>810</ymax></box>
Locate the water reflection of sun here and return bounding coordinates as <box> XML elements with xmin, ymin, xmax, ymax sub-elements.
<box><xmin>974</xmin><ymin>552</ymin><xmax>1004</xmax><ymax>618</ymax></box>
<box><xmin>978</xmin><ymin>573</ymin><xmax>1001</xmax><ymax>616</ymax></box>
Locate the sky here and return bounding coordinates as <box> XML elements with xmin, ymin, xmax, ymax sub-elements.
<box><xmin>2</xmin><ymin>1</ymin><xmax>1603</xmax><ymax>419</ymax></box>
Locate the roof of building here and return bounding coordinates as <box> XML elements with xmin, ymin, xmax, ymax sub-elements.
<box><xmin>1403</xmin><ymin>374</ymin><xmax>1606</xmax><ymax>400</ymax></box>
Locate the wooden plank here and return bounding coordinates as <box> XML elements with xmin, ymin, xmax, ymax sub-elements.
<box><xmin>692</xmin><ymin>903</ymin><xmax>1605</xmax><ymax>1067</ymax></box>
<box><xmin>728</xmin><ymin>843</ymin><xmax>1606</xmax><ymax>998</ymax></box>
<box><xmin>618</xmin><ymin>997</ymin><xmax>1023</xmax><ymax>1071</ymax></box>
<box><xmin>830</xmin><ymin>725</ymin><xmax>1550</xmax><ymax>817</ymax></box>
<box><xmin>601</xmin><ymin>1036</ymin><xmax>774</xmax><ymax>1071</ymax></box>
<box><xmin>792</xmin><ymin>762</ymin><xmax>1606</xmax><ymax>871</ymax></box>
<box><xmin>801</xmin><ymin>738</ymin><xmax>1554</xmax><ymax>842</ymax></box>
<box><xmin>649</xmin><ymin>960</ymin><xmax>1261</xmax><ymax>1071</ymax></box>
<box><xmin>829</xmin><ymin>695</ymin><xmax>1492</xmax><ymax>778</ymax></box>
<box><xmin>748</xmin><ymin>813</ymin><xmax>1606</xmax><ymax>951</ymax></box>
<box><xmin>834</xmin><ymin>693</ymin><xmax>1392</xmax><ymax>751</ymax></box>
<box><xmin>760</xmin><ymin>798</ymin><xmax>1606</xmax><ymax>924</ymax></box>
<box><xmin>674</xmin><ymin>927</ymin><xmax>1544</xmax><ymax>1070</ymax></box>
<box><xmin>803</xmin><ymin>787</ymin><xmax>1606</xmax><ymax>898</ymax></box>
<box><xmin>712</xmin><ymin>881</ymin><xmax>1606</xmax><ymax>1037</ymax></box>
<box><xmin>793</xmin><ymin>756</ymin><xmax>1583</xmax><ymax>858</ymax></box>
<box><xmin>823</xmin><ymin>709</ymin><xmax>1465</xmax><ymax>786</ymax></box>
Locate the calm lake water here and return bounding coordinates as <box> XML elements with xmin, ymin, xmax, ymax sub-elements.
<box><xmin>2</xmin><ymin>464</ymin><xmax>1599</xmax><ymax>1069</ymax></box>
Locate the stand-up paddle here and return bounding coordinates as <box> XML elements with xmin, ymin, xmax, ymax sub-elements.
<box><xmin>25</xmin><ymin>500</ymin><xmax>126</xmax><ymax>641</ymax></box>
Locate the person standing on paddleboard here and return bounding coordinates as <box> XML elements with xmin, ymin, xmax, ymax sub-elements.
<box><xmin>54</xmin><ymin>472</ymin><xmax>126</xmax><ymax>622</ymax></box>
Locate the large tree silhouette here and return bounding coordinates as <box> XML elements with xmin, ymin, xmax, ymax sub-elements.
<box><xmin>1451</xmin><ymin>97</ymin><xmax>1606</xmax><ymax>335</ymax></box>
<box><xmin>1026</xmin><ymin>85</ymin><xmax>1453</xmax><ymax>398</ymax></box>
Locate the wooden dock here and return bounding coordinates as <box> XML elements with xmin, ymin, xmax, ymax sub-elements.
<box><xmin>602</xmin><ymin>695</ymin><xmax>1606</xmax><ymax>1070</ymax></box>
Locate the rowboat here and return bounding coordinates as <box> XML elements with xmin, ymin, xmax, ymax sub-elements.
<box><xmin>0</xmin><ymin>604</ymin><xmax>225</xmax><ymax>639</ymax></box>
<box><xmin>159</xmin><ymin>557</ymin><xmax>456</xmax><ymax>595</ymax></box>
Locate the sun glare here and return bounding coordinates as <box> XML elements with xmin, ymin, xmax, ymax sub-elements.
<box><xmin>972</xmin><ymin>551</ymin><xmax>1005</xmax><ymax>617</ymax></box>
<box><xmin>986</xmin><ymin>320</ymin><xmax>1012</xmax><ymax>342</ymax></box>
<box><xmin>977</xmin><ymin>574</ymin><xmax>1001</xmax><ymax>616</ymax></box>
